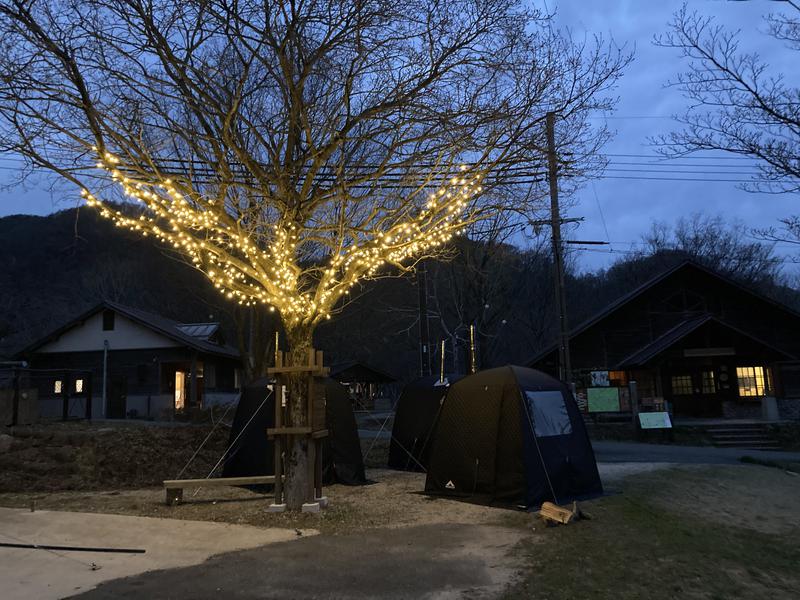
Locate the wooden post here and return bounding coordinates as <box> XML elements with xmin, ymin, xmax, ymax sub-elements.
<box><xmin>315</xmin><ymin>439</ymin><xmax>323</xmax><ymax>500</ymax></box>
<box><xmin>630</xmin><ymin>380</ymin><xmax>639</xmax><ymax>428</ymax></box>
<box><xmin>189</xmin><ymin>353</ymin><xmax>199</xmax><ymax>409</ymax></box>
<box><xmin>273</xmin><ymin>378</ymin><xmax>284</xmax><ymax>506</ymax></box>
<box><xmin>85</xmin><ymin>372</ymin><xmax>93</xmax><ymax>420</ymax></box>
<box><xmin>266</xmin><ymin>348</ymin><xmax>329</xmax><ymax>511</ymax></box>
<box><xmin>61</xmin><ymin>372</ymin><xmax>69</xmax><ymax>421</ymax></box>
<box><xmin>11</xmin><ymin>368</ymin><xmax>20</xmax><ymax>426</ymax></box>
<box><xmin>417</xmin><ymin>262</ymin><xmax>431</xmax><ymax>377</ymax></box>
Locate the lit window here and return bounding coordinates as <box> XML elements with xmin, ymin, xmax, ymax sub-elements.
<box><xmin>671</xmin><ymin>375</ymin><xmax>692</xmax><ymax>395</ymax></box>
<box><xmin>75</xmin><ymin>379</ymin><xmax>84</xmax><ymax>393</ymax></box>
<box><xmin>609</xmin><ymin>370</ymin><xmax>628</xmax><ymax>386</ymax></box>
<box><xmin>54</xmin><ymin>380</ymin><xmax>63</xmax><ymax>394</ymax></box>
<box><xmin>737</xmin><ymin>367</ymin><xmax>766</xmax><ymax>397</ymax></box>
<box><xmin>701</xmin><ymin>371</ymin><xmax>715</xmax><ymax>395</ymax></box>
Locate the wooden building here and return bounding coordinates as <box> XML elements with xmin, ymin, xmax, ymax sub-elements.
<box><xmin>329</xmin><ymin>361</ymin><xmax>397</xmax><ymax>410</ymax></box>
<box><xmin>15</xmin><ymin>301</ymin><xmax>242</xmax><ymax>420</ymax></box>
<box><xmin>530</xmin><ymin>261</ymin><xmax>800</xmax><ymax>421</ymax></box>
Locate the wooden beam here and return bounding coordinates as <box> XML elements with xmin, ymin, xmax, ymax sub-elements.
<box><xmin>163</xmin><ymin>475</ymin><xmax>277</xmax><ymax>488</ymax></box>
<box><xmin>267</xmin><ymin>426</ymin><xmax>312</xmax><ymax>436</ymax></box>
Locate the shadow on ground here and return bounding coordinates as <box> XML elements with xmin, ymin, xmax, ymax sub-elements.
<box><xmin>73</xmin><ymin>524</ymin><xmax>525</xmax><ymax>600</ymax></box>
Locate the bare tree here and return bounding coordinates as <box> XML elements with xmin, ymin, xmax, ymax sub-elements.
<box><xmin>641</xmin><ymin>214</ymin><xmax>781</xmax><ymax>286</ymax></box>
<box><xmin>0</xmin><ymin>0</ymin><xmax>627</xmax><ymax>508</ymax></box>
<box><xmin>654</xmin><ymin>3</ymin><xmax>800</xmax><ymax>192</ymax></box>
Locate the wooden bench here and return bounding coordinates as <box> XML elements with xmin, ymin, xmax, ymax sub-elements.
<box><xmin>163</xmin><ymin>475</ymin><xmax>278</xmax><ymax>506</ymax></box>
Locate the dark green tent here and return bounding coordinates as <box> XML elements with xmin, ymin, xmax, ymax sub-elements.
<box><xmin>388</xmin><ymin>374</ymin><xmax>461</xmax><ymax>471</ymax></box>
<box><xmin>425</xmin><ymin>366</ymin><xmax>602</xmax><ymax>508</ymax></box>
<box><xmin>222</xmin><ymin>377</ymin><xmax>366</xmax><ymax>485</ymax></box>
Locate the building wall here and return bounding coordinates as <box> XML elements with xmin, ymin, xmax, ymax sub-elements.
<box><xmin>27</xmin><ymin>349</ymin><xmax>241</xmax><ymax>420</ymax></box>
<box><xmin>204</xmin><ymin>392</ymin><xmax>240</xmax><ymax>407</ymax></box>
<box><xmin>38</xmin><ymin>311</ymin><xmax>181</xmax><ymax>353</ymax></box>
<box><xmin>778</xmin><ymin>398</ymin><xmax>800</xmax><ymax>421</ymax></box>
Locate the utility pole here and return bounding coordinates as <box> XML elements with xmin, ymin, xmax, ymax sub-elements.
<box><xmin>417</xmin><ymin>261</ymin><xmax>431</xmax><ymax>377</ymax></box>
<box><xmin>546</xmin><ymin>111</ymin><xmax>572</xmax><ymax>384</ymax></box>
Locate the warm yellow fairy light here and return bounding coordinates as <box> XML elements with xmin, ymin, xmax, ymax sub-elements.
<box><xmin>82</xmin><ymin>151</ymin><xmax>484</xmax><ymax>325</ymax></box>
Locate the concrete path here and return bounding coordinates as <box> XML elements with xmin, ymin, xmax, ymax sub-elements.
<box><xmin>0</xmin><ymin>508</ymin><xmax>315</xmax><ymax>600</ymax></box>
<box><xmin>593</xmin><ymin>440</ymin><xmax>800</xmax><ymax>464</ymax></box>
<box><xmin>74</xmin><ymin>524</ymin><xmax>525</xmax><ymax>600</ymax></box>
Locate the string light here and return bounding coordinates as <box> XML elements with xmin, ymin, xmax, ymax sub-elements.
<box><xmin>82</xmin><ymin>151</ymin><xmax>484</xmax><ymax>325</ymax></box>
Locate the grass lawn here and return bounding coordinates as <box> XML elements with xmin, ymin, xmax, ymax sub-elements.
<box><xmin>504</xmin><ymin>465</ymin><xmax>800</xmax><ymax>600</ymax></box>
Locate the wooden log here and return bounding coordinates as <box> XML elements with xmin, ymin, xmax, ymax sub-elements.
<box><xmin>538</xmin><ymin>501</ymin><xmax>581</xmax><ymax>525</ymax></box>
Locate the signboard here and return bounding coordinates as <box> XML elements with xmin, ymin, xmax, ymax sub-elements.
<box><xmin>588</xmin><ymin>387</ymin><xmax>620</xmax><ymax>412</ymax></box>
<box><xmin>590</xmin><ymin>371</ymin><xmax>609</xmax><ymax>387</ymax></box>
<box><xmin>639</xmin><ymin>412</ymin><xmax>672</xmax><ymax>429</ymax></box>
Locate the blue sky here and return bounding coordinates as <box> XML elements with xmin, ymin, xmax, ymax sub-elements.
<box><xmin>550</xmin><ymin>0</ymin><xmax>800</xmax><ymax>271</ymax></box>
<box><xmin>0</xmin><ymin>0</ymin><xmax>797</xmax><ymax>273</ymax></box>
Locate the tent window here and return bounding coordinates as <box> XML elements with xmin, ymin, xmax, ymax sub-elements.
<box><xmin>525</xmin><ymin>390</ymin><xmax>573</xmax><ymax>437</ymax></box>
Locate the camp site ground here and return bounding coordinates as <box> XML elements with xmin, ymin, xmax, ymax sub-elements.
<box><xmin>1</xmin><ymin>421</ymin><xmax>800</xmax><ymax>599</ymax></box>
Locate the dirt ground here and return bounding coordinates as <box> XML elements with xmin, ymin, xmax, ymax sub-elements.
<box><xmin>2</xmin><ymin>422</ymin><xmax>800</xmax><ymax>598</ymax></box>
<box><xmin>0</xmin><ymin>468</ymin><xmax>531</xmax><ymax>534</ymax></box>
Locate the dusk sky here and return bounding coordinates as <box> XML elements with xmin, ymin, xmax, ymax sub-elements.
<box><xmin>0</xmin><ymin>0</ymin><xmax>797</xmax><ymax>273</ymax></box>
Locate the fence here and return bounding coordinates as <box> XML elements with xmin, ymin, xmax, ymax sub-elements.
<box><xmin>1</xmin><ymin>367</ymin><xmax>93</xmax><ymax>425</ymax></box>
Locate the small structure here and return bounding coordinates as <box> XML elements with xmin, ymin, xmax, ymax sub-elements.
<box><xmin>15</xmin><ymin>301</ymin><xmax>241</xmax><ymax>420</ymax></box>
<box><xmin>329</xmin><ymin>361</ymin><xmax>396</xmax><ymax>410</ymax></box>
<box><xmin>388</xmin><ymin>374</ymin><xmax>462</xmax><ymax>471</ymax></box>
<box><xmin>425</xmin><ymin>366</ymin><xmax>602</xmax><ymax>508</ymax></box>
<box><xmin>530</xmin><ymin>261</ymin><xmax>800</xmax><ymax>421</ymax></box>
<box><xmin>222</xmin><ymin>375</ymin><xmax>366</xmax><ymax>486</ymax></box>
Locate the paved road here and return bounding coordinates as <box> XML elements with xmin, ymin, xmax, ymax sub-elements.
<box><xmin>592</xmin><ymin>440</ymin><xmax>800</xmax><ymax>464</ymax></box>
<box><xmin>75</xmin><ymin>524</ymin><xmax>523</xmax><ymax>600</ymax></box>
<box><xmin>0</xmin><ymin>509</ymin><xmax>308</xmax><ymax>600</ymax></box>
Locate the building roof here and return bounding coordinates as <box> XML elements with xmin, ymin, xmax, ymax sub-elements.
<box><xmin>329</xmin><ymin>361</ymin><xmax>397</xmax><ymax>383</ymax></box>
<box><xmin>175</xmin><ymin>323</ymin><xmax>220</xmax><ymax>341</ymax></box>
<box><xmin>614</xmin><ymin>315</ymin><xmax>796</xmax><ymax>368</ymax></box>
<box><xmin>528</xmin><ymin>260</ymin><xmax>800</xmax><ymax>367</ymax></box>
<box><xmin>17</xmin><ymin>301</ymin><xmax>240</xmax><ymax>360</ymax></box>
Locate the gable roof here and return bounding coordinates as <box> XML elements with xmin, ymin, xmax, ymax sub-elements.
<box><xmin>528</xmin><ymin>260</ymin><xmax>800</xmax><ymax>366</ymax></box>
<box><xmin>17</xmin><ymin>301</ymin><xmax>240</xmax><ymax>359</ymax></box>
<box><xmin>614</xmin><ymin>315</ymin><xmax>796</xmax><ymax>368</ymax></box>
<box><xmin>329</xmin><ymin>361</ymin><xmax>397</xmax><ymax>383</ymax></box>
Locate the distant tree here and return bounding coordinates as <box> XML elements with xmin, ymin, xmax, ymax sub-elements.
<box><xmin>0</xmin><ymin>0</ymin><xmax>626</xmax><ymax>508</ymax></box>
<box><xmin>655</xmin><ymin>3</ymin><xmax>800</xmax><ymax>193</ymax></box>
<box><xmin>641</xmin><ymin>214</ymin><xmax>781</xmax><ymax>286</ymax></box>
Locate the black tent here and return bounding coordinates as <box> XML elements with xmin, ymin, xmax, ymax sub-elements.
<box><xmin>425</xmin><ymin>366</ymin><xmax>602</xmax><ymax>508</ymax></box>
<box><xmin>388</xmin><ymin>374</ymin><xmax>461</xmax><ymax>471</ymax></box>
<box><xmin>222</xmin><ymin>377</ymin><xmax>366</xmax><ymax>485</ymax></box>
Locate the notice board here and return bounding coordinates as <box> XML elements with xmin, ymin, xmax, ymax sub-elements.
<box><xmin>588</xmin><ymin>387</ymin><xmax>620</xmax><ymax>412</ymax></box>
<box><xmin>639</xmin><ymin>412</ymin><xmax>672</xmax><ymax>429</ymax></box>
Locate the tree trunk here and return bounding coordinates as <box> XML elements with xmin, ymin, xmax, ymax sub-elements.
<box><xmin>283</xmin><ymin>322</ymin><xmax>315</xmax><ymax>511</ymax></box>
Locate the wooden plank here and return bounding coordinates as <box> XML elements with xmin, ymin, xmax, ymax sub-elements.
<box><xmin>311</xmin><ymin>429</ymin><xmax>329</xmax><ymax>439</ymax></box>
<box><xmin>163</xmin><ymin>475</ymin><xmax>277</xmax><ymax>488</ymax></box>
<box><xmin>267</xmin><ymin>426</ymin><xmax>312</xmax><ymax>436</ymax></box>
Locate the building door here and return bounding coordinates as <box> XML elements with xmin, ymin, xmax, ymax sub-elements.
<box><xmin>669</xmin><ymin>368</ymin><xmax>722</xmax><ymax>418</ymax></box>
<box><xmin>107</xmin><ymin>375</ymin><xmax>127</xmax><ymax>419</ymax></box>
